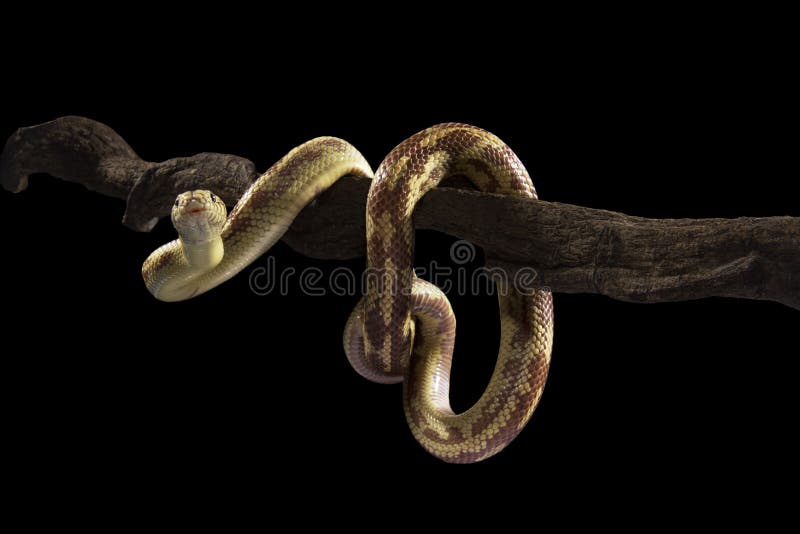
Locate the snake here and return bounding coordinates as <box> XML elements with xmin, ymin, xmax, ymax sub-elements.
<box><xmin>143</xmin><ymin>124</ymin><xmax>554</xmax><ymax>463</ymax></box>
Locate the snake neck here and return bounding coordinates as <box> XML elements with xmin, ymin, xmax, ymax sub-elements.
<box><xmin>181</xmin><ymin>236</ymin><xmax>224</xmax><ymax>271</ymax></box>
<box><xmin>142</xmin><ymin>236</ymin><xmax>224</xmax><ymax>302</ymax></box>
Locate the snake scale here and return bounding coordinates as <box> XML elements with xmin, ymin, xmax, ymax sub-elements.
<box><xmin>143</xmin><ymin>124</ymin><xmax>554</xmax><ymax>463</ymax></box>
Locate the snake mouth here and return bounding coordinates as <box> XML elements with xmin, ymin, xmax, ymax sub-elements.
<box><xmin>188</xmin><ymin>208</ymin><xmax>206</xmax><ymax>214</ymax></box>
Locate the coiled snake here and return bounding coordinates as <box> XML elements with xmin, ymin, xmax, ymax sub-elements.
<box><xmin>143</xmin><ymin>124</ymin><xmax>554</xmax><ymax>463</ymax></box>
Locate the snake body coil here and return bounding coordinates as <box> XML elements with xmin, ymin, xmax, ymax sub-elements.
<box><xmin>143</xmin><ymin>124</ymin><xmax>554</xmax><ymax>463</ymax></box>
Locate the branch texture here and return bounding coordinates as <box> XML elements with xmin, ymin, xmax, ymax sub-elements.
<box><xmin>2</xmin><ymin>116</ymin><xmax>797</xmax><ymax>310</ymax></box>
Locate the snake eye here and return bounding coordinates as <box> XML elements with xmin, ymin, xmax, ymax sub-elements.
<box><xmin>174</xmin><ymin>198</ymin><xmax>180</xmax><ymax>207</ymax></box>
<box><xmin>210</xmin><ymin>194</ymin><xmax>217</xmax><ymax>203</ymax></box>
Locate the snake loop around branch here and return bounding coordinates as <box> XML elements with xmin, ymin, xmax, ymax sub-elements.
<box><xmin>143</xmin><ymin>124</ymin><xmax>553</xmax><ymax>463</ymax></box>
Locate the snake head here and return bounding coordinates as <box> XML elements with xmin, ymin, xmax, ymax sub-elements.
<box><xmin>171</xmin><ymin>190</ymin><xmax>228</xmax><ymax>244</ymax></box>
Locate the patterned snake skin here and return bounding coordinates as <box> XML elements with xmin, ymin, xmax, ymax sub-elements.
<box><xmin>344</xmin><ymin>124</ymin><xmax>553</xmax><ymax>462</ymax></box>
<box><xmin>143</xmin><ymin>124</ymin><xmax>554</xmax><ymax>463</ymax></box>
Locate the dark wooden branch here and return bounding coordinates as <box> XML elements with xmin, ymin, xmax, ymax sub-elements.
<box><xmin>0</xmin><ymin>116</ymin><xmax>259</xmax><ymax>232</ymax></box>
<box><xmin>2</xmin><ymin>116</ymin><xmax>798</xmax><ymax>310</ymax></box>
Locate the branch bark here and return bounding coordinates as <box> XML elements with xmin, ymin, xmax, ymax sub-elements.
<box><xmin>2</xmin><ymin>116</ymin><xmax>797</xmax><ymax>310</ymax></box>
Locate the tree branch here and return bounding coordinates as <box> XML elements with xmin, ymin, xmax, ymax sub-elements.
<box><xmin>2</xmin><ymin>116</ymin><xmax>797</xmax><ymax>310</ymax></box>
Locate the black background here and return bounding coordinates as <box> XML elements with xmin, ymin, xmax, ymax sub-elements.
<box><xmin>2</xmin><ymin>12</ymin><xmax>797</xmax><ymax>512</ymax></box>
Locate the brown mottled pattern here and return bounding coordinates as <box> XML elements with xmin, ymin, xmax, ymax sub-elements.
<box><xmin>452</xmin><ymin>158</ymin><xmax>502</xmax><ymax>193</ymax></box>
<box><xmin>345</xmin><ymin>123</ymin><xmax>554</xmax><ymax>463</ymax></box>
